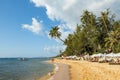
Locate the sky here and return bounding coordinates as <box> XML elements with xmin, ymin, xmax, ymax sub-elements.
<box><xmin>0</xmin><ymin>0</ymin><xmax>120</xmax><ymax>57</ymax></box>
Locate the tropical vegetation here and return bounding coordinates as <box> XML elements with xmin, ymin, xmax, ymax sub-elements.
<box><xmin>49</xmin><ymin>9</ymin><xmax>120</xmax><ymax>56</ymax></box>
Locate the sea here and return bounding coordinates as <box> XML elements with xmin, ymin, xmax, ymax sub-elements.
<box><xmin>0</xmin><ymin>58</ymin><xmax>54</xmax><ymax>80</ymax></box>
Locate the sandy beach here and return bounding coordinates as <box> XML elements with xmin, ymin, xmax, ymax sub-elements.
<box><xmin>45</xmin><ymin>59</ymin><xmax>120</xmax><ymax>80</ymax></box>
<box><xmin>38</xmin><ymin>60</ymin><xmax>70</xmax><ymax>80</ymax></box>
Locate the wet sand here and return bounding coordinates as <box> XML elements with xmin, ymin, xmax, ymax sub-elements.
<box><xmin>38</xmin><ymin>61</ymin><xmax>70</xmax><ymax>80</ymax></box>
<box><xmin>49</xmin><ymin>63</ymin><xmax>70</xmax><ymax>80</ymax></box>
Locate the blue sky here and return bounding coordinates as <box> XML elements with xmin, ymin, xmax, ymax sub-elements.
<box><xmin>0</xmin><ymin>0</ymin><xmax>60</xmax><ymax>57</ymax></box>
<box><xmin>0</xmin><ymin>0</ymin><xmax>119</xmax><ymax>57</ymax></box>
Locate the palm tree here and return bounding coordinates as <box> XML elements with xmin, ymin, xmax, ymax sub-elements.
<box><xmin>96</xmin><ymin>9</ymin><xmax>114</xmax><ymax>52</ymax></box>
<box><xmin>49</xmin><ymin>26</ymin><xmax>75</xmax><ymax>55</ymax></box>
<box><xmin>99</xmin><ymin>9</ymin><xmax>115</xmax><ymax>34</ymax></box>
<box><xmin>49</xmin><ymin>26</ymin><xmax>64</xmax><ymax>42</ymax></box>
<box><xmin>105</xmin><ymin>29</ymin><xmax>120</xmax><ymax>52</ymax></box>
<box><xmin>101</xmin><ymin>11</ymin><xmax>109</xmax><ymax>33</ymax></box>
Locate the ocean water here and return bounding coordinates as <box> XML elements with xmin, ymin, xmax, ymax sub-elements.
<box><xmin>0</xmin><ymin>58</ymin><xmax>54</xmax><ymax>80</ymax></box>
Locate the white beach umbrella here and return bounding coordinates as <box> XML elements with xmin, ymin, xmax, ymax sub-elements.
<box><xmin>91</xmin><ymin>53</ymin><xmax>103</xmax><ymax>58</ymax></box>
<box><xmin>91</xmin><ymin>54</ymin><xmax>97</xmax><ymax>58</ymax></box>
<box><xmin>72</xmin><ymin>55</ymin><xmax>77</xmax><ymax>58</ymax></box>
<box><xmin>106</xmin><ymin>53</ymin><xmax>115</xmax><ymax>57</ymax></box>
<box><xmin>95</xmin><ymin>53</ymin><xmax>104</xmax><ymax>57</ymax></box>
<box><xmin>114</xmin><ymin>53</ymin><xmax>120</xmax><ymax>57</ymax></box>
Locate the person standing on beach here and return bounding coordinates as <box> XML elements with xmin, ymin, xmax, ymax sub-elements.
<box><xmin>51</xmin><ymin>58</ymin><xmax>54</xmax><ymax>63</ymax></box>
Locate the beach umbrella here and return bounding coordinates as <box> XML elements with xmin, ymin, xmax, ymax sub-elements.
<box><xmin>91</xmin><ymin>53</ymin><xmax>103</xmax><ymax>58</ymax></box>
<box><xmin>106</xmin><ymin>52</ymin><xmax>115</xmax><ymax>57</ymax></box>
<box><xmin>103</xmin><ymin>53</ymin><xmax>107</xmax><ymax>58</ymax></box>
<box><xmin>91</xmin><ymin>54</ymin><xmax>97</xmax><ymax>58</ymax></box>
<box><xmin>71</xmin><ymin>55</ymin><xmax>77</xmax><ymax>58</ymax></box>
<box><xmin>114</xmin><ymin>53</ymin><xmax>120</xmax><ymax>57</ymax></box>
<box><xmin>95</xmin><ymin>53</ymin><xmax>104</xmax><ymax>57</ymax></box>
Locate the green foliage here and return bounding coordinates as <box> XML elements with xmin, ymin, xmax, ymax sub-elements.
<box><xmin>49</xmin><ymin>26</ymin><xmax>64</xmax><ymax>42</ymax></box>
<box><xmin>49</xmin><ymin>9</ymin><xmax>120</xmax><ymax>56</ymax></box>
<box><xmin>93</xmin><ymin>52</ymin><xmax>99</xmax><ymax>54</ymax></box>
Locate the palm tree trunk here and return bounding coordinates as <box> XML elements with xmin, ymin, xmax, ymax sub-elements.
<box><xmin>58</xmin><ymin>37</ymin><xmax>65</xmax><ymax>43</ymax></box>
<box><xmin>102</xmin><ymin>17</ymin><xmax>108</xmax><ymax>33</ymax></box>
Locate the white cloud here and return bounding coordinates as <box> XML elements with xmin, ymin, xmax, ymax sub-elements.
<box><xmin>22</xmin><ymin>18</ymin><xmax>43</xmax><ymax>34</ymax></box>
<box><xmin>58</xmin><ymin>24</ymin><xmax>72</xmax><ymax>40</ymax></box>
<box><xmin>43</xmin><ymin>46</ymin><xmax>50</xmax><ymax>52</ymax></box>
<box><xmin>27</xmin><ymin>0</ymin><xmax>120</xmax><ymax>56</ymax></box>
<box><xmin>31</xmin><ymin>0</ymin><xmax>120</xmax><ymax>39</ymax></box>
<box><xmin>88</xmin><ymin>0</ymin><xmax>119</xmax><ymax>17</ymax></box>
<box><xmin>43</xmin><ymin>45</ymin><xmax>66</xmax><ymax>56</ymax></box>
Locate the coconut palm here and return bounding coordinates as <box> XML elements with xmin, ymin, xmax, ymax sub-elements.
<box><xmin>105</xmin><ymin>28</ymin><xmax>120</xmax><ymax>52</ymax></box>
<box><xmin>49</xmin><ymin>26</ymin><xmax>64</xmax><ymax>42</ymax></box>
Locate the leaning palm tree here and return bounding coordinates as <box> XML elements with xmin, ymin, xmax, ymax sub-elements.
<box><xmin>49</xmin><ymin>26</ymin><xmax>64</xmax><ymax>42</ymax></box>
<box><xmin>49</xmin><ymin>26</ymin><xmax>76</xmax><ymax>54</ymax></box>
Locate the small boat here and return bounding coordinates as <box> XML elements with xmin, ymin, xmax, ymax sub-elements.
<box><xmin>18</xmin><ymin>58</ymin><xmax>28</xmax><ymax>61</ymax></box>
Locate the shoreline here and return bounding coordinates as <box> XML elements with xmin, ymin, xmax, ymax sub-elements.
<box><xmin>44</xmin><ymin>58</ymin><xmax>120</xmax><ymax>80</ymax></box>
<box><xmin>39</xmin><ymin>58</ymin><xmax>120</xmax><ymax>80</ymax></box>
<box><xmin>39</xmin><ymin>59</ymin><xmax>70</xmax><ymax>80</ymax></box>
<box><xmin>49</xmin><ymin>63</ymin><xmax>70</xmax><ymax>80</ymax></box>
<box><xmin>38</xmin><ymin>60</ymin><xmax>55</xmax><ymax>80</ymax></box>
